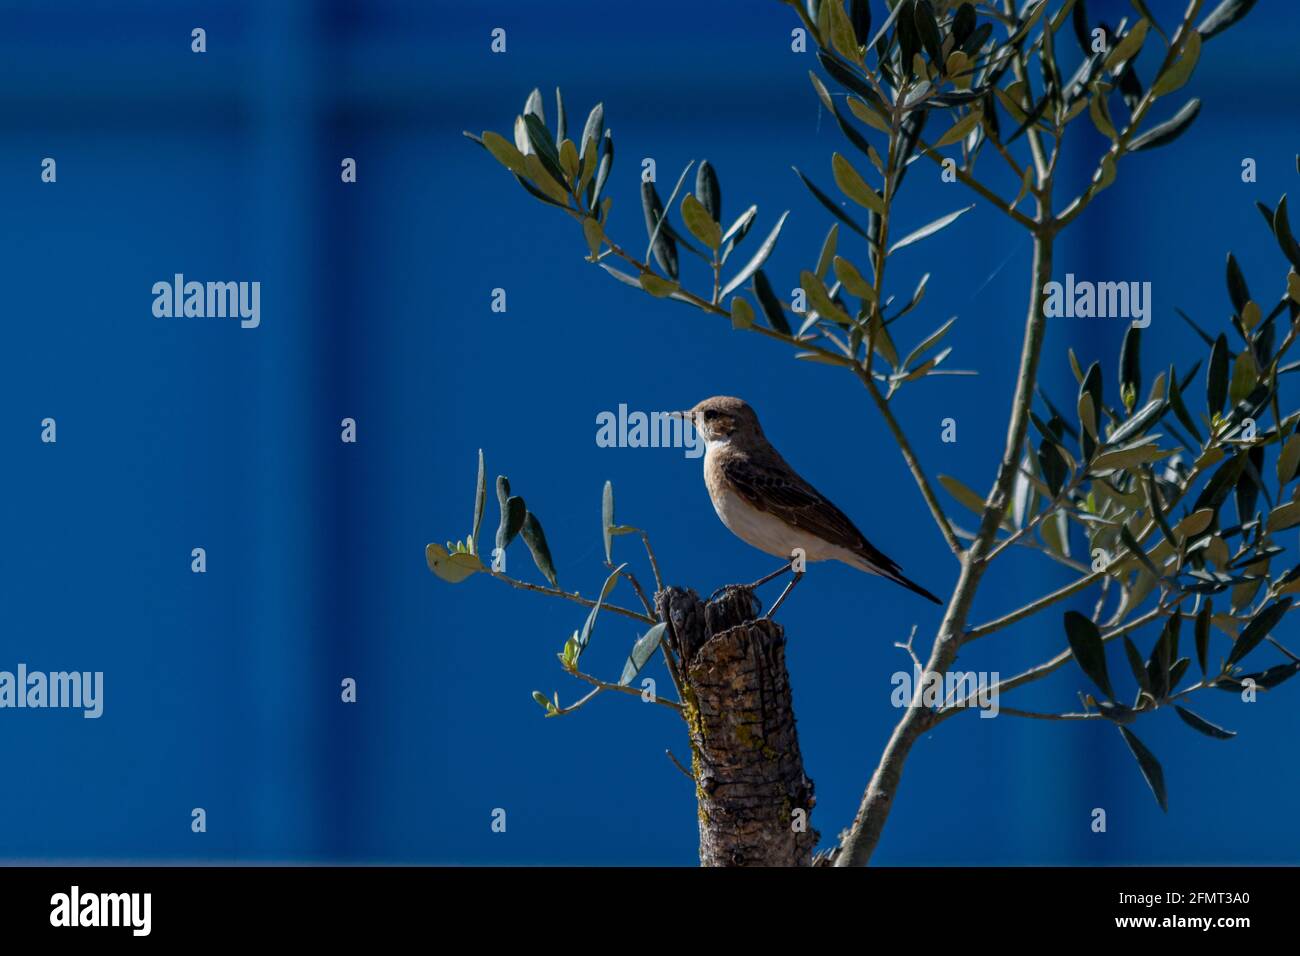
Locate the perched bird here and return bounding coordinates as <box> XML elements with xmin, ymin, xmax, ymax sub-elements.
<box><xmin>682</xmin><ymin>395</ymin><xmax>941</xmax><ymax>608</ymax></box>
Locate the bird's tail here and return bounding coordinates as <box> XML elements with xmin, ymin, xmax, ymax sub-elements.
<box><xmin>851</xmin><ymin>552</ymin><xmax>942</xmax><ymax>605</ymax></box>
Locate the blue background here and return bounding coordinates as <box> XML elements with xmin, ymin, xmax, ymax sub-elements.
<box><xmin>0</xmin><ymin>0</ymin><xmax>1296</xmax><ymax>865</ymax></box>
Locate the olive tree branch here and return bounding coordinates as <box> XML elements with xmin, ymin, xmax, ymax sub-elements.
<box><xmin>937</xmin><ymin>602</ymin><xmax>1171</xmax><ymax>718</ymax></box>
<box><xmin>914</xmin><ymin>139</ymin><xmax>1037</xmax><ymax>229</ymax></box>
<box><xmin>835</xmin><ymin>24</ymin><xmax>1059</xmax><ymax>863</ymax></box>
<box><xmin>999</xmin><ymin>707</ymin><xmax>1101</xmax><ymax>721</ymax></box>
<box><xmin>847</xmin><ymin>87</ymin><xmax>966</xmax><ymax>559</ymax></box>
<box><xmin>558</xmin><ymin>665</ymin><xmax>683</xmax><ymax>715</ymax></box>
<box><xmin>965</xmin><ymin>457</ymin><xmax>1211</xmax><ymax>641</ymax></box>
<box><xmin>486</xmin><ymin>569</ymin><xmax>657</xmax><ymax>625</ymax></box>
<box><xmin>1056</xmin><ymin>1</ymin><xmax>1205</xmax><ymax>228</ymax></box>
<box><xmin>640</xmin><ymin>531</ymin><xmax>664</xmax><ymax>593</ymax></box>
<box><xmin>856</xmin><ymin>366</ymin><xmax>964</xmax><ymax>557</ymax></box>
<box><xmin>607</xmin><ymin>561</ymin><xmax>655</xmax><ymax>618</ymax></box>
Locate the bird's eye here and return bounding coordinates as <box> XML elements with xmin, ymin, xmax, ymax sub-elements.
<box><xmin>703</xmin><ymin>410</ymin><xmax>719</xmax><ymax>421</ymax></box>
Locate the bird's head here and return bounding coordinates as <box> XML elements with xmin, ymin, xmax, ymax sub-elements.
<box><xmin>679</xmin><ymin>396</ymin><xmax>763</xmax><ymax>448</ymax></box>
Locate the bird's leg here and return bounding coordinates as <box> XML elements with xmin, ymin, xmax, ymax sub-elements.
<box><xmin>746</xmin><ymin>561</ymin><xmax>796</xmax><ymax>590</ymax></box>
<box><xmin>707</xmin><ymin>560</ymin><xmax>794</xmax><ymax>604</ymax></box>
<box><xmin>762</xmin><ymin>570</ymin><xmax>805</xmax><ymax>621</ymax></box>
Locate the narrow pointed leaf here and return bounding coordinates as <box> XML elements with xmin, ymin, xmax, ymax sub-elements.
<box><xmin>472</xmin><ymin>449</ymin><xmax>486</xmax><ymax>548</ymax></box>
<box><xmin>1119</xmin><ymin>324</ymin><xmax>1141</xmax><ymax>409</ymax></box>
<box><xmin>721</xmin><ymin>211</ymin><xmax>790</xmax><ymax>298</ymax></box>
<box><xmin>730</xmin><ymin>296</ymin><xmax>755</xmax><ymax>329</ymax></box>
<box><xmin>592</xmin><ymin>130</ymin><xmax>614</xmax><ymax>206</ymax></box>
<box><xmin>1118</xmin><ymin>726</ymin><xmax>1168</xmax><ymax>812</ymax></box>
<box><xmin>578</xmin><ymin>563</ymin><xmax>626</xmax><ymax>651</ymax></box>
<box><xmin>602</xmin><ymin>480</ymin><xmax>615</xmax><ymax>564</ymax></box>
<box><xmin>1207</xmin><ymin>334</ymin><xmax>1228</xmax><ymax>415</ymax></box>
<box><xmin>903</xmin><ymin>317</ymin><xmax>955</xmax><ymax>369</ymax></box>
<box><xmin>1226</xmin><ymin>253</ymin><xmax>1250</xmax><ymax>314</ymax></box>
<box><xmin>1197</xmin><ymin>0</ymin><xmax>1258</xmax><ymax>40</ymax></box>
<box><xmin>933</xmin><ymin>112</ymin><xmax>980</xmax><ymax>149</ymax></box>
<box><xmin>1195</xmin><ymin>600</ymin><xmax>1212</xmax><ymax>676</ymax></box>
<box><xmin>753</xmin><ymin>270</ymin><xmax>792</xmax><ymax>334</ymax></box>
<box><xmin>497</xmin><ymin>495</ymin><xmax>527</xmax><ymax>551</ymax></box>
<box><xmin>1151</xmin><ymin>29</ymin><xmax>1200</xmax><ymax>97</ymax></box>
<box><xmin>816</xmin><ymin>223</ymin><xmax>840</xmax><ymax>282</ymax></box>
<box><xmin>1064</xmin><ymin>610</ymin><xmax>1114</xmax><ymax>699</ymax></box>
<box><xmin>913</xmin><ymin>0</ymin><xmax>944</xmax><ymax>65</ymax></box>
<box><xmin>521</xmin><ymin>512</ymin><xmax>558</xmax><ymax>587</ymax></box>
<box><xmin>832</xmin><ymin>153</ymin><xmax>884</xmax><ymax>214</ymax></box>
<box><xmin>888</xmin><ymin>206</ymin><xmax>974</xmax><ymax>255</ymax></box>
<box><xmin>579</xmin><ymin>103</ymin><xmax>604</xmax><ymax>156</ymax></box>
<box><xmin>833</xmin><ymin>255</ymin><xmax>876</xmax><ymax>302</ymax></box>
<box><xmin>620</xmin><ymin>622</ymin><xmax>668</xmax><ymax>685</ymax></box>
<box><xmin>849</xmin><ymin>0</ymin><xmax>872</xmax><ymax>45</ymax></box>
<box><xmin>801</xmin><ymin>270</ymin><xmax>852</xmax><ymax>326</ymax></box>
<box><xmin>793</xmin><ymin>166</ymin><xmax>869</xmax><ymax>240</ymax></box>
<box><xmin>1226</xmin><ymin>598</ymin><xmax>1292</xmax><ymax>667</ymax></box>
<box><xmin>696</xmin><ymin>160</ymin><xmax>721</xmax><ymax>223</ymax></box>
<box><xmin>641</xmin><ymin>181</ymin><xmax>679</xmax><ymax>279</ymax></box>
<box><xmin>1103</xmin><ymin>18</ymin><xmax>1148</xmax><ymax>71</ymax></box>
<box><xmin>523</xmin><ymin>112</ymin><xmax>568</xmax><ymax>188</ymax></box>
<box><xmin>1129</xmin><ymin>98</ymin><xmax>1200</xmax><ymax>152</ymax></box>
<box><xmin>481</xmin><ymin>131</ymin><xmax>528</xmax><ymax>174</ymax></box>
<box><xmin>1174</xmin><ymin>705</ymin><xmax>1236</xmax><ymax>739</ymax></box>
<box><xmin>1274</xmin><ymin>196</ymin><xmax>1300</xmax><ymax>270</ymax></box>
<box><xmin>816</xmin><ymin>49</ymin><xmax>879</xmax><ymax>103</ymax></box>
<box><xmin>938</xmin><ymin>474</ymin><xmax>987</xmax><ymax>519</ymax></box>
<box><xmin>1168</xmin><ymin>363</ymin><xmax>1203</xmax><ymax>444</ymax></box>
<box><xmin>681</xmin><ymin>192</ymin><xmax>722</xmax><ymax>249</ymax></box>
<box><xmin>1123</xmin><ymin>635</ymin><xmax>1152</xmax><ymax>697</ymax></box>
<box><xmin>1194</xmin><ymin>453</ymin><xmax>1247</xmax><ymax>512</ymax></box>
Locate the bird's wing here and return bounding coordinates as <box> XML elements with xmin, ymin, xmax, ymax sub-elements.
<box><xmin>722</xmin><ymin>456</ymin><xmax>903</xmax><ymax>575</ymax></box>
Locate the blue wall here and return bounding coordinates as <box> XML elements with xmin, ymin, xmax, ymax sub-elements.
<box><xmin>0</xmin><ymin>0</ymin><xmax>1296</xmax><ymax>864</ymax></box>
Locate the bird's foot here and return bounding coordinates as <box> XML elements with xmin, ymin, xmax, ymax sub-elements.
<box><xmin>708</xmin><ymin>559</ymin><xmax>802</xmax><ymax>625</ymax></box>
<box><xmin>707</xmin><ymin>582</ymin><xmax>753</xmax><ymax>605</ymax></box>
<box><xmin>761</xmin><ymin>571</ymin><xmax>805</xmax><ymax>621</ymax></box>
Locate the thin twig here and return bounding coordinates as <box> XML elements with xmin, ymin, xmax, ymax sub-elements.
<box><xmin>1055</xmin><ymin>4</ymin><xmax>1205</xmax><ymax>228</ymax></box>
<box><xmin>893</xmin><ymin>625</ymin><xmax>923</xmax><ymax>674</ymax></box>
<box><xmin>565</xmin><ymin>665</ymin><xmax>683</xmax><ymax>713</ymax></box>
<box><xmin>665</xmin><ymin>749</ymin><xmax>694</xmax><ymax>780</ymax></box>
<box><xmin>966</xmin><ymin>570</ymin><xmax>1102</xmax><ymax>641</ymax></box>
<box><xmin>998</xmin><ymin>707</ymin><xmax>1101</xmax><ymax>721</ymax></box>
<box><xmin>610</xmin><ymin>562</ymin><xmax>654</xmax><ymax>617</ymax></box>
<box><xmin>856</xmin><ymin>366</ymin><xmax>964</xmax><ymax>557</ymax></box>
<box><xmin>640</xmin><ymin>531</ymin><xmax>664</xmax><ymax>593</ymax></box>
<box><xmin>939</xmin><ymin>604</ymin><xmax>1168</xmax><ymax>718</ymax></box>
<box><xmin>915</xmin><ymin>140</ymin><xmax>1037</xmax><ymax>230</ymax></box>
<box><xmin>487</xmin><ymin>570</ymin><xmax>656</xmax><ymax>625</ymax></box>
<box><xmin>1265</xmin><ymin>636</ymin><xmax>1300</xmax><ymax>664</ymax></box>
<box><xmin>966</xmin><ymin>455</ymin><xmax>1212</xmax><ymax>642</ymax></box>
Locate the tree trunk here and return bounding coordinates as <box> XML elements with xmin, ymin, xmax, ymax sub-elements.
<box><xmin>656</xmin><ymin>585</ymin><xmax>818</xmax><ymax>866</ymax></box>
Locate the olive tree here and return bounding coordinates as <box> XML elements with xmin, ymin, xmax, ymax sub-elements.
<box><xmin>432</xmin><ymin>0</ymin><xmax>1296</xmax><ymax>866</ymax></box>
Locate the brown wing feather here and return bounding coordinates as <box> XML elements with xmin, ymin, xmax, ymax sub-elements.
<box><xmin>722</xmin><ymin>457</ymin><xmax>903</xmax><ymax>575</ymax></box>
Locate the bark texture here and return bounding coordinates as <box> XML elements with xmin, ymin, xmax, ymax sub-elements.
<box><xmin>656</xmin><ymin>585</ymin><xmax>818</xmax><ymax>866</ymax></box>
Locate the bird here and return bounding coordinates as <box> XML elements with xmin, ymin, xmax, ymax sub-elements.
<box><xmin>680</xmin><ymin>396</ymin><xmax>941</xmax><ymax>611</ymax></box>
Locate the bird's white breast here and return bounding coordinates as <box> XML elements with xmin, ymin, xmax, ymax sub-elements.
<box><xmin>705</xmin><ymin>463</ymin><xmax>841</xmax><ymax>563</ymax></box>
